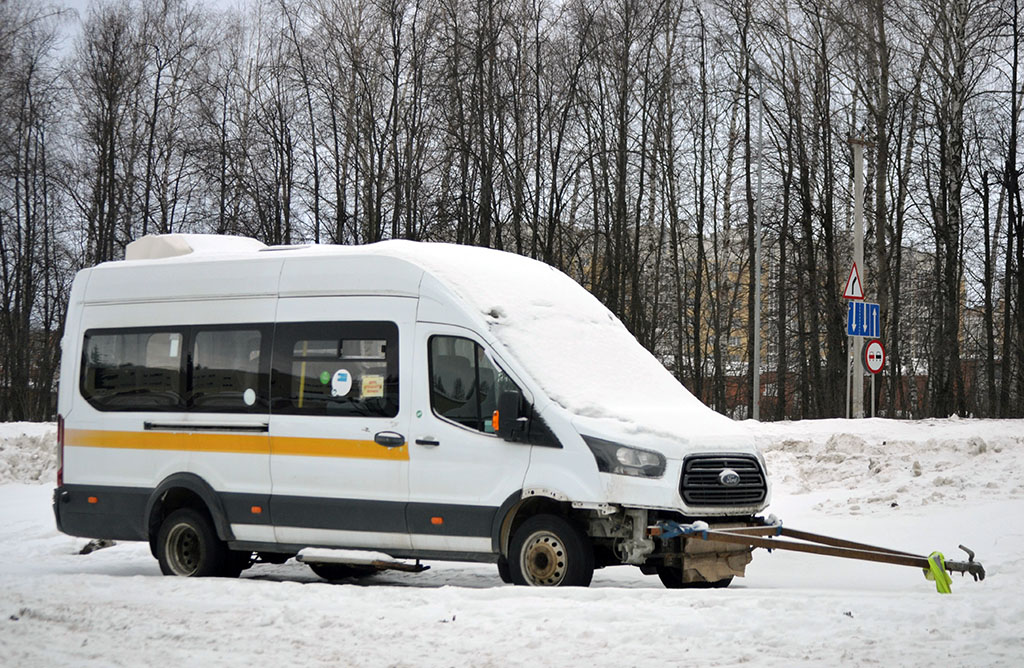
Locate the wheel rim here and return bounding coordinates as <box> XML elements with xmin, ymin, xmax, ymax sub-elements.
<box><xmin>520</xmin><ymin>530</ymin><xmax>567</xmax><ymax>586</ymax></box>
<box><xmin>166</xmin><ymin>522</ymin><xmax>202</xmax><ymax>576</ymax></box>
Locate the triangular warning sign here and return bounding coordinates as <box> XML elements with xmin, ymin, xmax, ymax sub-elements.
<box><xmin>843</xmin><ymin>263</ymin><xmax>864</xmax><ymax>300</ymax></box>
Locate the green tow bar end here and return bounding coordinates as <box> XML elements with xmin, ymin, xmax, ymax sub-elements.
<box><xmin>924</xmin><ymin>551</ymin><xmax>953</xmax><ymax>594</ymax></box>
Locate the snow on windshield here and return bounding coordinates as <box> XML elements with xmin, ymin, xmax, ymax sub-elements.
<box><xmin>376</xmin><ymin>241</ymin><xmax>737</xmax><ymax>440</ymax></box>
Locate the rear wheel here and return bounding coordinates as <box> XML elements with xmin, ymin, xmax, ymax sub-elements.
<box><xmin>656</xmin><ymin>565</ymin><xmax>733</xmax><ymax>589</ymax></box>
<box><xmin>509</xmin><ymin>514</ymin><xmax>594</xmax><ymax>587</ymax></box>
<box><xmin>156</xmin><ymin>508</ymin><xmax>234</xmax><ymax>577</ymax></box>
<box><xmin>308</xmin><ymin>562</ymin><xmax>378</xmax><ymax>581</ymax></box>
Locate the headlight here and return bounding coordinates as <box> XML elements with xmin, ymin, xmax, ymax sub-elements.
<box><xmin>583</xmin><ymin>436</ymin><xmax>666</xmax><ymax>479</ymax></box>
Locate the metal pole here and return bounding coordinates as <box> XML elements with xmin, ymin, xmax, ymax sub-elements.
<box><xmin>753</xmin><ymin>70</ymin><xmax>764</xmax><ymax>421</ymax></box>
<box><xmin>850</xmin><ymin>138</ymin><xmax>866</xmax><ymax>418</ymax></box>
<box><xmin>871</xmin><ymin>373</ymin><xmax>876</xmax><ymax>418</ymax></box>
<box><xmin>845</xmin><ymin>337</ymin><xmax>852</xmax><ymax>419</ymax></box>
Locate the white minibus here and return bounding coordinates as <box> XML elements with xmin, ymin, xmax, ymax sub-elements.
<box><xmin>54</xmin><ymin>234</ymin><xmax>769</xmax><ymax>587</ymax></box>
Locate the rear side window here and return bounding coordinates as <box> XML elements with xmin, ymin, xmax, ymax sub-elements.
<box><xmin>190</xmin><ymin>328</ymin><xmax>266</xmax><ymax>412</ymax></box>
<box><xmin>82</xmin><ymin>330</ymin><xmax>186</xmax><ymax>410</ymax></box>
<box><xmin>271</xmin><ymin>321</ymin><xmax>398</xmax><ymax>417</ymax></box>
<box><xmin>81</xmin><ymin>326</ymin><xmax>269</xmax><ymax>412</ymax></box>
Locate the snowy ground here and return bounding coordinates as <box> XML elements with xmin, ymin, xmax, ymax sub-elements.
<box><xmin>1</xmin><ymin>418</ymin><xmax>1022</xmax><ymax>667</ymax></box>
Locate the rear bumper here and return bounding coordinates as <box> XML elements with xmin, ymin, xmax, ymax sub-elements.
<box><xmin>52</xmin><ymin>485</ymin><xmax>149</xmax><ymax>541</ymax></box>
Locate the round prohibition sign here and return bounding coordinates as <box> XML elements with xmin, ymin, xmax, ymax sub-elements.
<box><xmin>863</xmin><ymin>338</ymin><xmax>886</xmax><ymax>374</ymax></box>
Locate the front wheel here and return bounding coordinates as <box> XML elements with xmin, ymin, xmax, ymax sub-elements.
<box><xmin>156</xmin><ymin>508</ymin><xmax>233</xmax><ymax>577</ymax></box>
<box><xmin>508</xmin><ymin>514</ymin><xmax>594</xmax><ymax>587</ymax></box>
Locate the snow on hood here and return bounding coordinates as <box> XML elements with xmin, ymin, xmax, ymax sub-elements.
<box><xmin>371</xmin><ymin>240</ymin><xmax>750</xmax><ymax>449</ymax></box>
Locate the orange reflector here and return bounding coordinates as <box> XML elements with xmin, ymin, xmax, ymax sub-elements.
<box><xmin>492</xmin><ymin>410</ymin><xmax>500</xmax><ymax>432</ymax></box>
<box><xmin>647</xmin><ymin>526</ymin><xmax>662</xmax><ymax>537</ymax></box>
<box><xmin>251</xmin><ymin>506</ymin><xmax>263</xmax><ymax>514</ymax></box>
<box><xmin>87</xmin><ymin>496</ymin><xmax>98</xmax><ymax>504</ymax></box>
<box><xmin>431</xmin><ymin>516</ymin><xmax>444</xmax><ymax>526</ymax></box>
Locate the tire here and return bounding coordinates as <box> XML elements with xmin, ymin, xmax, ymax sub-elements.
<box><xmin>656</xmin><ymin>565</ymin><xmax>733</xmax><ymax>589</ymax></box>
<box><xmin>496</xmin><ymin>555</ymin><xmax>512</xmax><ymax>584</ymax></box>
<box><xmin>156</xmin><ymin>508</ymin><xmax>232</xmax><ymax>577</ymax></box>
<box><xmin>308</xmin><ymin>562</ymin><xmax>378</xmax><ymax>581</ymax></box>
<box><xmin>508</xmin><ymin>514</ymin><xmax>594</xmax><ymax>587</ymax></box>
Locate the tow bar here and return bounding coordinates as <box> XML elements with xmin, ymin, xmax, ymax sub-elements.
<box><xmin>649</xmin><ymin>516</ymin><xmax>985</xmax><ymax>594</ymax></box>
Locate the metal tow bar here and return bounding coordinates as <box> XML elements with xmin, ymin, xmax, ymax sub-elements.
<box><xmin>650</xmin><ymin>517</ymin><xmax>985</xmax><ymax>594</ymax></box>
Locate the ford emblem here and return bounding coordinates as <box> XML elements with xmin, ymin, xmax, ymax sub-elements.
<box><xmin>719</xmin><ymin>469</ymin><xmax>741</xmax><ymax>487</ymax></box>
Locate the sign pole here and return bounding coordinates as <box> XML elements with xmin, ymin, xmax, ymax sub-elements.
<box><xmin>849</xmin><ymin>137</ymin><xmax>868</xmax><ymax>418</ymax></box>
<box><xmin>753</xmin><ymin>69</ymin><xmax>764</xmax><ymax>422</ymax></box>
<box><xmin>845</xmin><ymin>336</ymin><xmax>852</xmax><ymax>419</ymax></box>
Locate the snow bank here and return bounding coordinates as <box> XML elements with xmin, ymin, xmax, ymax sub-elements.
<box><xmin>752</xmin><ymin>418</ymin><xmax>1024</xmax><ymax>514</ymax></box>
<box><xmin>0</xmin><ymin>422</ymin><xmax>56</xmax><ymax>484</ymax></box>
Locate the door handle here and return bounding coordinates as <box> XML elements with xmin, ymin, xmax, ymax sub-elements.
<box><xmin>374</xmin><ymin>431</ymin><xmax>406</xmax><ymax>448</ymax></box>
<box><xmin>415</xmin><ymin>438</ymin><xmax>440</xmax><ymax>447</ymax></box>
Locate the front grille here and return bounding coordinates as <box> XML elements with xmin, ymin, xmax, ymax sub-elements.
<box><xmin>681</xmin><ymin>454</ymin><xmax>766</xmax><ymax>506</ymax></box>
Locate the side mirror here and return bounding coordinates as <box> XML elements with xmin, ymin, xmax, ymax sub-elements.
<box><xmin>493</xmin><ymin>391</ymin><xmax>528</xmax><ymax>441</ymax></box>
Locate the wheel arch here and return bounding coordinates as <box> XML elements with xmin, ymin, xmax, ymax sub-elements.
<box><xmin>493</xmin><ymin>490</ymin><xmax>577</xmax><ymax>557</ymax></box>
<box><xmin>145</xmin><ymin>473</ymin><xmax>233</xmax><ymax>551</ymax></box>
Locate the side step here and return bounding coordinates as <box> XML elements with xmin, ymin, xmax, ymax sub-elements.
<box><xmin>296</xmin><ymin>547</ymin><xmax>430</xmax><ymax>573</ymax></box>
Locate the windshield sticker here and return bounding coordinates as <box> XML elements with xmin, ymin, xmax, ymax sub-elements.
<box><xmin>243</xmin><ymin>388</ymin><xmax>256</xmax><ymax>406</ymax></box>
<box><xmin>361</xmin><ymin>375</ymin><xmax>385</xmax><ymax>399</ymax></box>
<box><xmin>331</xmin><ymin>369</ymin><xmax>353</xmax><ymax>397</ymax></box>
<box><xmin>319</xmin><ymin>370</ymin><xmax>330</xmax><ymax>385</ymax></box>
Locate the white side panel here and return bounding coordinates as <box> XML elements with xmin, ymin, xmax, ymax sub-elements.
<box><xmin>78</xmin><ymin>297</ymin><xmax>278</xmax><ymax>330</ymax></box>
<box><xmin>269</xmin><ymin>454</ymin><xmax>407</xmax><ymax>502</ymax></box>
<box><xmin>277</xmin><ymin>255</ymin><xmax>423</xmax><ymax>297</ymax></box>
<box><xmin>274</xmin><ymin>527</ymin><xmax>413</xmax><ymax>551</ymax></box>
<box><xmin>84</xmin><ymin>257</ymin><xmax>284</xmax><ymax>304</ymax></box>
<box><xmin>272</xmin><ymin>527</ymin><xmax>489</xmax><ymax>553</ymax></box>
<box><xmin>230</xmin><ymin>523</ymin><xmax>277</xmax><ymax>542</ymax></box>
<box><xmin>62</xmin><ymin>445</ymin><xmax>190</xmax><ymax>488</ymax></box>
<box><xmin>190</xmin><ymin>452</ymin><xmax>274</xmax><ymax>496</ymax></box>
<box><xmin>409</xmin><ymin>534</ymin><xmax>491</xmax><ymax>553</ymax></box>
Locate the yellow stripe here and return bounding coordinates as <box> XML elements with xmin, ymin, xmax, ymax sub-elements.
<box><xmin>272</xmin><ymin>436</ymin><xmax>408</xmax><ymax>461</ymax></box>
<box><xmin>65</xmin><ymin>429</ymin><xmax>409</xmax><ymax>461</ymax></box>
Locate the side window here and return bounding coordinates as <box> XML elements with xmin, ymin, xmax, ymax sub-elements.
<box><xmin>429</xmin><ymin>335</ymin><xmax>520</xmax><ymax>433</ymax></box>
<box><xmin>190</xmin><ymin>328</ymin><xmax>266</xmax><ymax>412</ymax></box>
<box><xmin>272</xmin><ymin>321</ymin><xmax>398</xmax><ymax>417</ymax></box>
<box><xmin>81</xmin><ymin>330</ymin><xmax>185</xmax><ymax>410</ymax></box>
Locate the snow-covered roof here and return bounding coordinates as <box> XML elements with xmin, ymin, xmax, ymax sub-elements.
<box><xmin>368</xmin><ymin>241</ymin><xmax>740</xmax><ymax>443</ymax></box>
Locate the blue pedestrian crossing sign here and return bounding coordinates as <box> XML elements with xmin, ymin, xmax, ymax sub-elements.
<box><xmin>847</xmin><ymin>301</ymin><xmax>880</xmax><ymax>338</ymax></box>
